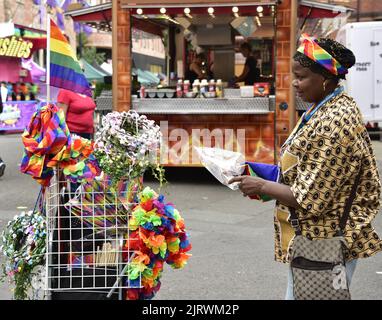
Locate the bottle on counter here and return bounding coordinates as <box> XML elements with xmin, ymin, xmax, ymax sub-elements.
<box><xmin>216</xmin><ymin>79</ymin><xmax>224</xmax><ymax>98</ymax></box>
<box><xmin>200</xmin><ymin>79</ymin><xmax>208</xmax><ymax>97</ymax></box>
<box><xmin>192</xmin><ymin>79</ymin><xmax>200</xmax><ymax>97</ymax></box>
<box><xmin>209</xmin><ymin>79</ymin><xmax>216</xmax><ymax>94</ymax></box>
<box><xmin>183</xmin><ymin>80</ymin><xmax>190</xmax><ymax>95</ymax></box>
<box><xmin>176</xmin><ymin>79</ymin><xmax>183</xmax><ymax>98</ymax></box>
<box><xmin>139</xmin><ymin>85</ymin><xmax>146</xmax><ymax>99</ymax></box>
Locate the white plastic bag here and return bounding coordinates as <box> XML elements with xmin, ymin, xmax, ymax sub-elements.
<box><xmin>194</xmin><ymin>147</ymin><xmax>245</xmax><ymax>190</ymax></box>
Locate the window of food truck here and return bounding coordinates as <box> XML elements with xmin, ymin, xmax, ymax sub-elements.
<box><xmin>131</xmin><ymin>4</ymin><xmax>276</xmax><ymax>97</ymax></box>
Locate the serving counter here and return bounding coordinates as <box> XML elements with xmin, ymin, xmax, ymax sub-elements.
<box><xmin>131</xmin><ymin>89</ymin><xmax>276</xmax><ymax>166</ymax></box>
<box><xmin>131</xmin><ymin>89</ymin><xmax>275</xmax><ymax>114</ymax></box>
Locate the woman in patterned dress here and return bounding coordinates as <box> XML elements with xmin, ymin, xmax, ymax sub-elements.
<box><xmin>229</xmin><ymin>35</ymin><xmax>382</xmax><ymax>299</ymax></box>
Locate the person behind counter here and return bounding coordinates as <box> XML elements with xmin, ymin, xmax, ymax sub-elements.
<box><xmin>185</xmin><ymin>53</ymin><xmax>205</xmax><ymax>84</ymax></box>
<box><xmin>234</xmin><ymin>42</ymin><xmax>261</xmax><ymax>86</ymax></box>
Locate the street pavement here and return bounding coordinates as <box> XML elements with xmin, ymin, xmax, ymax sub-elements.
<box><xmin>0</xmin><ymin>133</ymin><xmax>382</xmax><ymax>300</ymax></box>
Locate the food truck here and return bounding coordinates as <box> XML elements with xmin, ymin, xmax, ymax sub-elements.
<box><xmin>66</xmin><ymin>0</ymin><xmax>352</xmax><ymax>166</ymax></box>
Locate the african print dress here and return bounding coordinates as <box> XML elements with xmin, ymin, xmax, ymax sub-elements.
<box><xmin>274</xmin><ymin>91</ymin><xmax>382</xmax><ymax>263</ymax></box>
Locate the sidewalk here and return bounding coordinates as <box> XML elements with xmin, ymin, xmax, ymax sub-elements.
<box><xmin>0</xmin><ymin>136</ymin><xmax>382</xmax><ymax>300</ymax></box>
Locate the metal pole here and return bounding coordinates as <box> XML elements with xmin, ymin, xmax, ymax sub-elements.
<box><xmin>46</xmin><ymin>14</ymin><xmax>51</xmax><ymax>104</ymax></box>
<box><xmin>78</xmin><ymin>25</ymin><xmax>83</xmax><ymax>58</ymax></box>
<box><xmin>356</xmin><ymin>0</ymin><xmax>360</xmax><ymax>22</ymax></box>
<box><xmin>112</xmin><ymin>0</ymin><xmax>118</xmax><ymax>110</ymax></box>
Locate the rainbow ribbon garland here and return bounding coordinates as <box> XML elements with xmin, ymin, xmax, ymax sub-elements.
<box><xmin>20</xmin><ymin>104</ymin><xmax>100</xmax><ymax>186</ymax></box>
<box><xmin>297</xmin><ymin>33</ymin><xmax>348</xmax><ymax>76</ymax></box>
<box><xmin>20</xmin><ymin>104</ymin><xmax>72</xmax><ymax>186</ymax></box>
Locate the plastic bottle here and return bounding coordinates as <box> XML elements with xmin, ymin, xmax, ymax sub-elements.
<box><xmin>139</xmin><ymin>85</ymin><xmax>145</xmax><ymax>99</ymax></box>
<box><xmin>176</xmin><ymin>79</ymin><xmax>183</xmax><ymax>98</ymax></box>
<box><xmin>209</xmin><ymin>79</ymin><xmax>216</xmax><ymax>93</ymax></box>
<box><xmin>200</xmin><ymin>79</ymin><xmax>208</xmax><ymax>97</ymax></box>
<box><xmin>216</xmin><ymin>79</ymin><xmax>224</xmax><ymax>98</ymax></box>
<box><xmin>192</xmin><ymin>79</ymin><xmax>200</xmax><ymax>97</ymax></box>
<box><xmin>183</xmin><ymin>80</ymin><xmax>190</xmax><ymax>95</ymax></box>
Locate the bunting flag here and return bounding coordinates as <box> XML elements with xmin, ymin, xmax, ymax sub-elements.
<box><xmin>49</xmin><ymin>18</ymin><xmax>92</xmax><ymax>97</ymax></box>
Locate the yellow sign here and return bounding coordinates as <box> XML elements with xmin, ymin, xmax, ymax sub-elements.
<box><xmin>0</xmin><ymin>36</ymin><xmax>33</xmax><ymax>59</ymax></box>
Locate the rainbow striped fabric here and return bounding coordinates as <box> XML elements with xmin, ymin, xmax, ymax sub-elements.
<box><xmin>20</xmin><ymin>104</ymin><xmax>72</xmax><ymax>186</ymax></box>
<box><xmin>297</xmin><ymin>33</ymin><xmax>348</xmax><ymax>76</ymax></box>
<box><xmin>50</xmin><ymin>18</ymin><xmax>92</xmax><ymax>97</ymax></box>
<box><xmin>21</xmin><ymin>103</ymin><xmax>99</xmax><ymax>186</ymax></box>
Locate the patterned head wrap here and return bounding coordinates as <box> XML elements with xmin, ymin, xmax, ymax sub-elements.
<box><xmin>297</xmin><ymin>33</ymin><xmax>348</xmax><ymax>77</ymax></box>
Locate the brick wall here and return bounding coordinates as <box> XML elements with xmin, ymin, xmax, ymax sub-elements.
<box><xmin>0</xmin><ymin>0</ymin><xmax>37</xmax><ymax>27</ymax></box>
<box><xmin>275</xmin><ymin>0</ymin><xmax>294</xmax><ymax>154</ymax></box>
<box><xmin>114</xmin><ymin>0</ymin><xmax>131</xmax><ymax>111</ymax></box>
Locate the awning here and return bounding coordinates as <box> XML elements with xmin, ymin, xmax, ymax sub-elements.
<box><xmin>65</xmin><ymin>1</ymin><xmax>353</xmax><ymax>22</ymax></box>
<box><xmin>65</xmin><ymin>3</ymin><xmax>112</xmax><ymax>22</ymax></box>
<box><xmin>299</xmin><ymin>0</ymin><xmax>354</xmax><ymax>19</ymax></box>
<box><xmin>132</xmin><ymin>68</ymin><xmax>160</xmax><ymax>85</ymax></box>
<box><xmin>64</xmin><ymin>2</ymin><xmax>163</xmax><ymax>36</ymax></box>
<box><xmin>64</xmin><ymin>1</ymin><xmax>353</xmax><ymax>39</ymax></box>
<box><xmin>120</xmin><ymin>0</ymin><xmax>275</xmax><ymax>7</ymax></box>
<box><xmin>298</xmin><ymin>1</ymin><xmax>354</xmax><ymax>38</ymax></box>
<box><xmin>65</xmin><ymin>3</ymin><xmax>112</xmax><ymax>33</ymax></box>
<box><xmin>80</xmin><ymin>58</ymin><xmax>110</xmax><ymax>82</ymax></box>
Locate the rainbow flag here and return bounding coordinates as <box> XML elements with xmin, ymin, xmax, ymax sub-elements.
<box><xmin>49</xmin><ymin>18</ymin><xmax>92</xmax><ymax>97</ymax></box>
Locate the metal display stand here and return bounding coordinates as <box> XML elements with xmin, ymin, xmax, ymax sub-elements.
<box><xmin>44</xmin><ymin>169</ymin><xmax>141</xmax><ymax>300</ymax></box>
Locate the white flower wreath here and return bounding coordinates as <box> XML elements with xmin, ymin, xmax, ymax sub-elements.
<box><xmin>94</xmin><ymin>111</ymin><xmax>165</xmax><ymax>185</ymax></box>
<box><xmin>1</xmin><ymin>211</ymin><xmax>46</xmax><ymax>300</ymax></box>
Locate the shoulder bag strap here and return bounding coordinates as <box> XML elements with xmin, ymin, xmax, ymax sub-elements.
<box><xmin>289</xmin><ymin>158</ymin><xmax>363</xmax><ymax>237</ymax></box>
<box><xmin>337</xmin><ymin>159</ymin><xmax>363</xmax><ymax>236</ymax></box>
<box><xmin>289</xmin><ymin>207</ymin><xmax>302</xmax><ymax>236</ymax></box>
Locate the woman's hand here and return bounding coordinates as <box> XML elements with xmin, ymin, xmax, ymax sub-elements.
<box><xmin>228</xmin><ymin>175</ymin><xmax>267</xmax><ymax>197</ymax></box>
<box><xmin>229</xmin><ymin>175</ymin><xmax>300</xmax><ymax>209</ymax></box>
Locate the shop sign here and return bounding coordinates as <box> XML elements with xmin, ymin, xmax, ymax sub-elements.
<box><xmin>0</xmin><ymin>36</ymin><xmax>34</xmax><ymax>59</ymax></box>
<box><xmin>0</xmin><ymin>101</ymin><xmax>38</xmax><ymax>131</ymax></box>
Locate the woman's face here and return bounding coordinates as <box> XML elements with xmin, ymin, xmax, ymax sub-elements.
<box><xmin>292</xmin><ymin>60</ymin><xmax>326</xmax><ymax>103</ymax></box>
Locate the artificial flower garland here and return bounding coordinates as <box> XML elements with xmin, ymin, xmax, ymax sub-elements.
<box><xmin>124</xmin><ymin>187</ymin><xmax>191</xmax><ymax>300</ymax></box>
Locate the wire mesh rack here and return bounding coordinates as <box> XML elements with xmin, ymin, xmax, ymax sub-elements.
<box><xmin>44</xmin><ymin>169</ymin><xmax>142</xmax><ymax>300</ymax></box>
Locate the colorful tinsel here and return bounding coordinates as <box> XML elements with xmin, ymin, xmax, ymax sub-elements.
<box><xmin>123</xmin><ymin>187</ymin><xmax>191</xmax><ymax>300</ymax></box>
<box><xmin>65</xmin><ymin>175</ymin><xmax>143</xmax><ymax>229</ymax></box>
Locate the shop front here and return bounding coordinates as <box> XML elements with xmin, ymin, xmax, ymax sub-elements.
<box><xmin>118</xmin><ymin>0</ymin><xmax>278</xmax><ymax>166</ymax></box>
<box><xmin>66</xmin><ymin>0</ymin><xmax>351</xmax><ymax>166</ymax></box>
<box><xmin>0</xmin><ymin>23</ymin><xmax>47</xmax><ymax>132</ymax></box>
